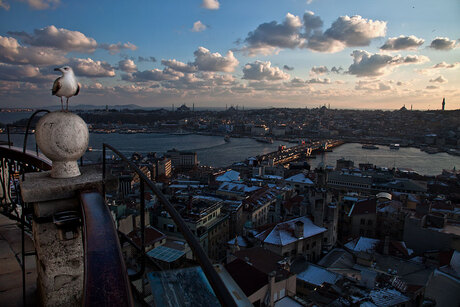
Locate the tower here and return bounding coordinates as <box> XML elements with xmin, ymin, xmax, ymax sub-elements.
<box><xmin>442</xmin><ymin>98</ymin><xmax>445</xmax><ymax>111</ymax></box>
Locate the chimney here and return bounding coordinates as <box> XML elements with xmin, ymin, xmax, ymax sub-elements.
<box><xmin>294</xmin><ymin>220</ymin><xmax>304</xmax><ymax>238</ymax></box>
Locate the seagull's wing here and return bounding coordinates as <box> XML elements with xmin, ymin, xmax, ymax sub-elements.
<box><xmin>75</xmin><ymin>82</ymin><xmax>81</xmax><ymax>96</ymax></box>
<box><xmin>52</xmin><ymin>77</ymin><xmax>61</xmax><ymax>95</ymax></box>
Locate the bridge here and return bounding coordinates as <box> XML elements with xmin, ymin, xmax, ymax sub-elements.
<box><xmin>257</xmin><ymin>139</ymin><xmax>344</xmax><ymax>165</ymax></box>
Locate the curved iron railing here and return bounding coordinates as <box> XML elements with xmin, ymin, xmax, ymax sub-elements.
<box><xmin>102</xmin><ymin>143</ymin><xmax>237</xmax><ymax>307</ymax></box>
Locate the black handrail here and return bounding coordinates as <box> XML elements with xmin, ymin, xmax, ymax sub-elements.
<box><xmin>102</xmin><ymin>143</ymin><xmax>237</xmax><ymax>307</ymax></box>
<box><xmin>23</xmin><ymin>109</ymin><xmax>50</xmax><ymax>154</ymax></box>
<box><xmin>80</xmin><ymin>190</ymin><xmax>134</xmax><ymax>307</ymax></box>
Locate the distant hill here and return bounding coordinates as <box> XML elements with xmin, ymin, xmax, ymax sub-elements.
<box><xmin>41</xmin><ymin>104</ymin><xmax>146</xmax><ymax>111</ymax></box>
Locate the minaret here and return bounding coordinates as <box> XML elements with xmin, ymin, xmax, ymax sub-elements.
<box><xmin>192</xmin><ymin>103</ymin><xmax>195</xmax><ymax>112</ymax></box>
<box><xmin>442</xmin><ymin>98</ymin><xmax>445</xmax><ymax>111</ymax></box>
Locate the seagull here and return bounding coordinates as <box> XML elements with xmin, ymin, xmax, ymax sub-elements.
<box><xmin>52</xmin><ymin>66</ymin><xmax>80</xmax><ymax>111</ymax></box>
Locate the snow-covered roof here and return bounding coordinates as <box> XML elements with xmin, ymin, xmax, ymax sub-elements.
<box><xmin>218</xmin><ymin>182</ymin><xmax>260</xmax><ymax>194</ymax></box>
<box><xmin>216</xmin><ymin>170</ymin><xmax>240</xmax><ymax>182</ymax></box>
<box><xmin>370</xmin><ymin>288</ymin><xmax>409</xmax><ymax>307</ymax></box>
<box><xmin>256</xmin><ymin>216</ymin><xmax>326</xmax><ymax>246</ymax></box>
<box><xmin>352</xmin><ymin>237</ymin><xmax>380</xmax><ymax>253</ymax></box>
<box><xmin>296</xmin><ymin>264</ymin><xmax>341</xmax><ymax>286</ymax></box>
<box><xmin>285</xmin><ymin>173</ymin><xmax>314</xmax><ymax>185</ymax></box>
<box><xmin>227</xmin><ymin>236</ymin><xmax>248</xmax><ymax>247</ymax></box>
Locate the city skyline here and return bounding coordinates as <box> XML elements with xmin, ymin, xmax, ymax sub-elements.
<box><xmin>0</xmin><ymin>0</ymin><xmax>459</xmax><ymax>109</ymax></box>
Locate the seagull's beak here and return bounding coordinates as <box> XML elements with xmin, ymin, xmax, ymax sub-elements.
<box><xmin>54</xmin><ymin>68</ymin><xmax>61</xmax><ymax>72</ymax></box>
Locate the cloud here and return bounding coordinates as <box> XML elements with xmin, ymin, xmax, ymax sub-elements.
<box><xmin>19</xmin><ymin>0</ymin><xmax>60</xmax><ymax>10</ymax></box>
<box><xmin>117</xmin><ymin>59</ymin><xmax>137</xmax><ymax>73</ymax></box>
<box><xmin>310</xmin><ymin>65</ymin><xmax>328</xmax><ymax>74</ymax></box>
<box><xmin>0</xmin><ymin>63</ymin><xmax>51</xmax><ymax>82</ymax></box>
<box><xmin>161</xmin><ymin>59</ymin><xmax>197</xmax><ymax>73</ymax></box>
<box><xmin>192</xmin><ymin>47</ymin><xmax>239</xmax><ymax>72</ymax></box>
<box><xmin>286</xmin><ymin>77</ymin><xmax>306</xmax><ymax>87</ymax></box>
<box><xmin>355</xmin><ymin>80</ymin><xmax>393</xmax><ymax>91</ymax></box>
<box><xmin>429</xmin><ymin>37</ymin><xmax>457</xmax><ymax>50</ymax></box>
<box><xmin>306</xmin><ymin>77</ymin><xmax>331</xmax><ymax>84</ymax></box>
<box><xmin>192</xmin><ymin>21</ymin><xmax>207</xmax><ymax>32</ymax></box>
<box><xmin>325</xmin><ymin>15</ymin><xmax>387</xmax><ymax>46</ymax></box>
<box><xmin>99</xmin><ymin>42</ymin><xmax>137</xmax><ymax>54</ymax></box>
<box><xmin>123</xmin><ymin>68</ymin><xmax>182</xmax><ymax>82</ymax></box>
<box><xmin>432</xmin><ymin>62</ymin><xmax>460</xmax><ymax>69</ymax></box>
<box><xmin>426</xmin><ymin>85</ymin><xmax>438</xmax><ymax>89</ymax></box>
<box><xmin>201</xmin><ymin>0</ymin><xmax>219</xmax><ymax>10</ymax></box>
<box><xmin>9</xmin><ymin>25</ymin><xmax>97</xmax><ymax>52</ymax></box>
<box><xmin>331</xmin><ymin>66</ymin><xmax>343</xmax><ymax>74</ymax></box>
<box><xmin>380</xmin><ymin>35</ymin><xmax>424</xmax><ymax>51</ymax></box>
<box><xmin>243</xmin><ymin>13</ymin><xmax>304</xmax><ymax>56</ymax></box>
<box><xmin>0</xmin><ymin>0</ymin><xmax>10</xmax><ymax>10</ymax></box>
<box><xmin>302</xmin><ymin>11</ymin><xmax>323</xmax><ymax>37</ymax></box>
<box><xmin>429</xmin><ymin>75</ymin><xmax>447</xmax><ymax>83</ymax></box>
<box><xmin>347</xmin><ymin>50</ymin><xmax>429</xmax><ymax>77</ymax></box>
<box><xmin>242</xmin><ymin>12</ymin><xmax>387</xmax><ymax>55</ymax></box>
<box><xmin>138</xmin><ymin>56</ymin><xmax>156</xmax><ymax>62</ymax></box>
<box><xmin>69</xmin><ymin>58</ymin><xmax>116</xmax><ymax>78</ymax></box>
<box><xmin>242</xmin><ymin>61</ymin><xmax>290</xmax><ymax>80</ymax></box>
<box><xmin>283</xmin><ymin>65</ymin><xmax>294</xmax><ymax>71</ymax></box>
<box><xmin>0</xmin><ymin>35</ymin><xmax>67</xmax><ymax>65</ymax></box>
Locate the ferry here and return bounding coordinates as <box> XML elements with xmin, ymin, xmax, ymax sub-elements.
<box><xmin>255</xmin><ymin>137</ymin><xmax>274</xmax><ymax>144</ymax></box>
<box><xmin>389</xmin><ymin>144</ymin><xmax>400</xmax><ymax>150</ymax></box>
<box><xmin>362</xmin><ymin>144</ymin><xmax>379</xmax><ymax>150</ymax></box>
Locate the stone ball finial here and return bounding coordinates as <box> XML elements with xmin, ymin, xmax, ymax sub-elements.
<box><xmin>35</xmin><ymin>111</ymin><xmax>89</xmax><ymax>178</ymax></box>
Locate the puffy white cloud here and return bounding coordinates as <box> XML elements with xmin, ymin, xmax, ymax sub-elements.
<box><xmin>303</xmin><ymin>11</ymin><xmax>323</xmax><ymax>37</ymax></box>
<box><xmin>69</xmin><ymin>58</ymin><xmax>116</xmax><ymax>78</ymax></box>
<box><xmin>243</xmin><ymin>12</ymin><xmax>386</xmax><ymax>54</ymax></box>
<box><xmin>0</xmin><ymin>35</ymin><xmax>67</xmax><ymax>65</ymax></box>
<box><xmin>99</xmin><ymin>42</ymin><xmax>137</xmax><ymax>54</ymax></box>
<box><xmin>193</xmin><ymin>47</ymin><xmax>239</xmax><ymax>72</ymax></box>
<box><xmin>429</xmin><ymin>37</ymin><xmax>457</xmax><ymax>50</ymax></box>
<box><xmin>347</xmin><ymin>50</ymin><xmax>429</xmax><ymax>77</ymax></box>
<box><xmin>324</xmin><ymin>15</ymin><xmax>387</xmax><ymax>46</ymax></box>
<box><xmin>429</xmin><ymin>76</ymin><xmax>447</xmax><ymax>83</ymax></box>
<box><xmin>201</xmin><ymin>0</ymin><xmax>219</xmax><ymax>10</ymax></box>
<box><xmin>192</xmin><ymin>21</ymin><xmax>207</xmax><ymax>32</ymax></box>
<box><xmin>118</xmin><ymin>59</ymin><xmax>137</xmax><ymax>73</ymax></box>
<box><xmin>161</xmin><ymin>59</ymin><xmax>196</xmax><ymax>73</ymax></box>
<box><xmin>243</xmin><ymin>13</ymin><xmax>304</xmax><ymax>55</ymax></box>
<box><xmin>380</xmin><ymin>35</ymin><xmax>424</xmax><ymax>51</ymax></box>
<box><xmin>10</xmin><ymin>25</ymin><xmax>97</xmax><ymax>52</ymax></box>
<box><xmin>310</xmin><ymin>65</ymin><xmax>328</xmax><ymax>74</ymax></box>
<box><xmin>19</xmin><ymin>0</ymin><xmax>60</xmax><ymax>10</ymax></box>
<box><xmin>242</xmin><ymin>61</ymin><xmax>290</xmax><ymax>80</ymax></box>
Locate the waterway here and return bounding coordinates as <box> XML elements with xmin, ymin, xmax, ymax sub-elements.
<box><xmin>3</xmin><ymin>132</ymin><xmax>459</xmax><ymax>176</ymax></box>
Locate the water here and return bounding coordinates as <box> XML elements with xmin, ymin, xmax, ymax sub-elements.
<box><xmin>2</xmin><ymin>132</ymin><xmax>459</xmax><ymax>176</ymax></box>
<box><xmin>0</xmin><ymin>112</ymin><xmax>34</xmax><ymax>124</ymax></box>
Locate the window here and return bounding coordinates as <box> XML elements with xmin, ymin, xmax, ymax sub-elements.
<box><xmin>360</xmin><ymin>218</ymin><xmax>365</xmax><ymax>225</ymax></box>
<box><xmin>367</xmin><ymin>220</ymin><xmax>373</xmax><ymax>226</ymax></box>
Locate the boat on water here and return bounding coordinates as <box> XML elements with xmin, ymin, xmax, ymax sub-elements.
<box><xmin>362</xmin><ymin>144</ymin><xmax>379</xmax><ymax>150</ymax></box>
<box><xmin>170</xmin><ymin>129</ymin><xmax>192</xmax><ymax>136</ymax></box>
<box><xmin>389</xmin><ymin>144</ymin><xmax>400</xmax><ymax>150</ymax></box>
<box><xmin>255</xmin><ymin>137</ymin><xmax>273</xmax><ymax>144</ymax></box>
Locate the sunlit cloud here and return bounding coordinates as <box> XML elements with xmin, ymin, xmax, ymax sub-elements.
<box><xmin>242</xmin><ymin>61</ymin><xmax>290</xmax><ymax>80</ymax></box>
<box><xmin>429</xmin><ymin>37</ymin><xmax>457</xmax><ymax>50</ymax></box>
<box><xmin>201</xmin><ymin>0</ymin><xmax>219</xmax><ymax>10</ymax></box>
<box><xmin>380</xmin><ymin>35</ymin><xmax>425</xmax><ymax>51</ymax></box>
<box><xmin>191</xmin><ymin>21</ymin><xmax>207</xmax><ymax>32</ymax></box>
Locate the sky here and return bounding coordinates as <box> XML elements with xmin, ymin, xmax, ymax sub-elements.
<box><xmin>0</xmin><ymin>0</ymin><xmax>459</xmax><ymax>110</ymax></box>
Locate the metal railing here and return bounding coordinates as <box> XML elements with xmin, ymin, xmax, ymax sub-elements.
<box><xmin>102</xmin><ymin>143</ymin><xmax>237</xmax><ymax>307</ymax></box>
